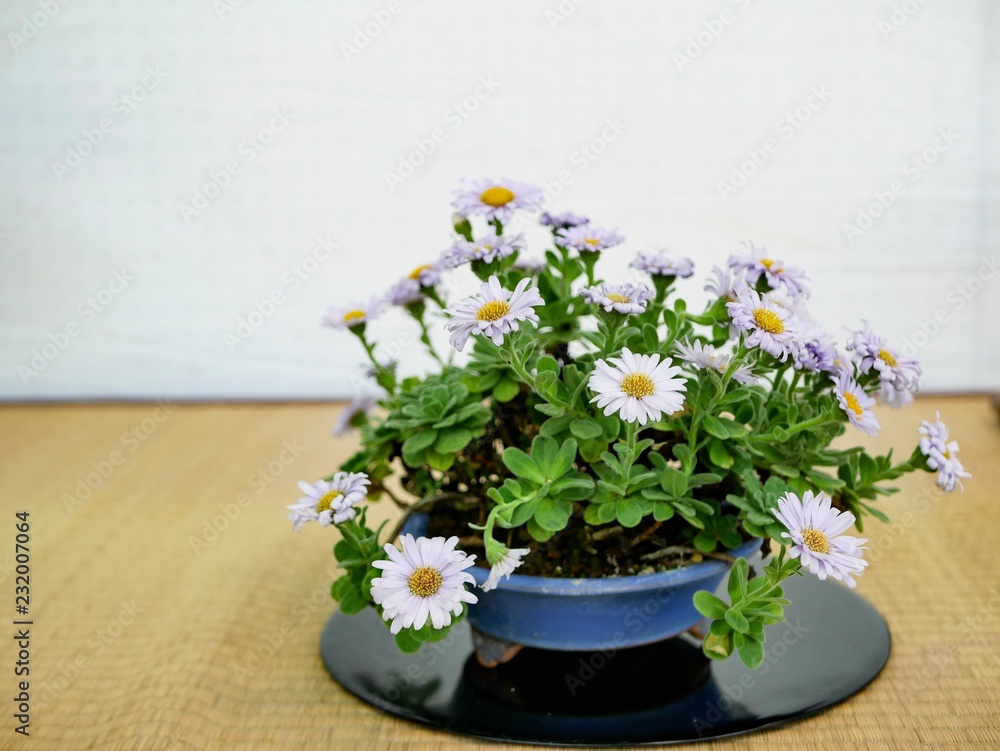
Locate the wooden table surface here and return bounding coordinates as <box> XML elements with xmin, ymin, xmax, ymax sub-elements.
<box><xmin>1</xmin><ymin>396</ymin><xmax>998</xmax><ymax>750</ymax></box>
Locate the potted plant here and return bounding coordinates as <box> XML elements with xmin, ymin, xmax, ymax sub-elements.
<box><xmin>288</xmin><ymin>178</ymin><xmax>971</xmax><ymax>670</ymax></box>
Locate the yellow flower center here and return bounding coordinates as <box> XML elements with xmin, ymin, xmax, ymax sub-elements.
<box><xmin>316</xmin><ymin>490</ymin><xmax>344</xmax><ymax>514</ymax></box>
<box><xmin>343</xmin><ymin>310</ymin><xmax>366</xmax><ymax>324</ymax></box>
<box><xmin>801</xmin><ymin>527</ymin><xmax>830</xmax><ymax>554</ymax></box>
<box><xmin>877</xmin><ymin>349</ymin><xmax>897</xmax><ymax>368</ymax></box>
<box><xmin>480</xmin><ymin>186</ymin><xmax>515</xmax><ymax>207</ymax></box>
<box><xmin>944</xmin><ymin>449</ymin><xmax>952</xmax><ymax>459</ymax></box>
<box><xmin>407</xmin><ymin>566</ymin><xmax>444</xmax><ymax>597</ymax></box>
<box><xmin>620</xmin><ymin>373</ymin><xmax>655</xmax><ymax>399</ymax></box>
<box><xmin>409</xmin><ymin>264</ymin><xmax>432</xmax><ymax>280</ymax></box>
<box><xmin>583</xmin><ymin>237</ymin><xmax>602</xmax><ymax>247</ymax></box>
<box><xmin>752</xmin><ymin>308</ymin><xmax>785</xmax><ymax>334</ymax></box>
<box><xmin>606</xmin><ymin>293</ymin><xmax>632</xmax><ymax>304</ymax></box>
<box><xmin>476</xmin><ymin>300</ymin><xmax>511</xmax><ymax>322</ymax></box>
<box><xmin>843</xmin><ymin>392</ymin><xmax>864</xmax><ymax>417</ymax></box>
<box><xmin>760</xmin><ymin>258</ymin><xmax>775</xmax><ymax>270</ymax></box>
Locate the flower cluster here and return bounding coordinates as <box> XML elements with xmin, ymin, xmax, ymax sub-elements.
<box><xmin>290</xmin><ymin>177</ymin><xmax>968</xmax><ymax>667</ymax></box>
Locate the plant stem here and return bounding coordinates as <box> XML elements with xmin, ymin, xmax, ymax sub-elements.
<box><xmin>384</xmin><ymin>492</ymin><xmax>466</xmax><ymax>543</ymax></box>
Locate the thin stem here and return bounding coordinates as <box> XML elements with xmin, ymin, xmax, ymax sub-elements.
<box><xmin>385</xmin><ymin>492</ymin><xmax>467</xmax><ymax>543</ymax></box>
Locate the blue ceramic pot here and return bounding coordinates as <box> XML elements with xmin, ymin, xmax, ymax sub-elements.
<box><xmin>401</xmin><ymin>513</ymin><xmax>762</xmax><ymax>651</ymax></box>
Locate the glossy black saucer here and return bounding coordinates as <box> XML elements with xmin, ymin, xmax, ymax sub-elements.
<box><xmin>321</xmin><ymin>574</ymin><xmax>890</xmax><ymax>745</ymax></box>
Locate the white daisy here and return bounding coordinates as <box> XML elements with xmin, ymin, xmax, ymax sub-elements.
<box><xmin>482</xmin><ymin>546</ymin><xmax>530</xmax><ymax>592</ymax></box>
<box><xmin>918</xmin><ymin>413</ymin><xmax>971</xmax><ymax>492</ymax></box>
<box><xmin>370</xmin><ymin>535</ymin><xmax>479</xmax><ymax>634</ymax></box>
<box><xmin>287</xmin><ymin>473</ymin><xmax>370</xmax><ymax>530</ymax></box>
<box><xmin>589</xmin><ymin>347</ymin><xmax>687</xmax><ymax>425</ymax></box>
<box><xmin>333</xmin><ymin>393</ymin><xmax>378</xmax><ymax>437</ymax></box>
<box><xmin>631</xmin><ymin>250</ymin><xmax>695</xmax><ymax>278</ymax></box>
<box><xmin>845</xmin><ymin>320</ymin><xmax>922</xmax><ymax>390</ymax></box>
<box><xmin>322</xmin><ymin>297</ymin><xmax>384</xmax><ymax>330</ymax></box>
<box><xmin>676</xmin><ymin>341</ymin><xmax>759</xmax><ymax>386</ymax></box>
<box><xmin>581</xmin><ymin>282</ymin><xmax>652</xmax><ymax>314</ymax></box>
<box><xmin>728</xmin><ymin>241</ymin><xmax>811</xmax><ymax>299</ymax></box>
<box><xmin>452</xmin><ymin>178</ymin><xmax>543</xmax><ymax>224</ymax></box>
<box><xmin>556</xmin><ymin>225</ymin><xmax>625</xmax><ymax>253</ymax></box>
<box><xmin>772</xmin><ymin>490</ymin><xmax>868</xmax><ymax>588</ymax></box>
<box><xmin>726</xmin><ymin>286</ymin><xmax>798</xmax><ymax>361</ymax></box>
<box><xmin>444</xmin><ymin>275</ymin><xmax>544</xmax><ymax>352</ymax></box>
<box><xmin>705</xmin><ymin>264</ymin><xmax>746</xmax><ymax>302</ymax></box>
<box><xmin>834</xmin><ymin>372</ymin><xmax>880</xmax><ymax>437</ymax></box>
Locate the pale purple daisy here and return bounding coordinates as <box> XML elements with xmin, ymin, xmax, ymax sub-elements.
<box><xmin>444</xmin><ymin>275</ymin><xmax>544</xmax><ymax>352</ymax></box>
<box><xmin>704</xmin><ymin>264</ymin><xmax>747</xmax><ymax>302</ymax></box>
<box><xmin>834</xmin><ymin>372</ymin><xmax>880</xmax><ymax>437</ymax></box>
<box><xmin>386</xmin><ymin>278</ymin><xmax>424</xmax><ymax>307</ymax></box>
<box><xmin>370</xmin><ymin>535</ymin><xmax>479</xmax><ymax>634</ymax></box>
<box><xmin>287</xmin><ymin>472</ymin><xmax>370</xmax><ymax>530</ymax></box>
<box><xmin>793</xmin><ymin>328</ymin><xmax>839</xmax><ymax>373</ymax></box>
<box><xmin>772</xmin><ymin>490</ymin><xmax>868</xmax><ymax>588</ymax></box>
<box><xmin>482</xmin><ymin>546</ymin><xmax>530</xmax><ymax>592</ymax></box>
<box><xmin>581</xmin><ymin>282</ymin><xmax>652</xmax><ymax>314</ymax></box>
<box><xmin>589</xmin><ymin>348</ymin><xmax>687</xmax><ymax>425</ymax></box>
<box><xmin>452</xmin><ymin>178</ymin><xmax>543</xmax><ymax>224</ymax></box>
<box><xmin>726</xmin><ymin>287</ymin><xmax>798</xmax><ymax>361</ymax></box>
<box><xmin>556</xmin><ymin>225</ymin><xmax>625</xmax><ymax>253</ymax></box>
<box><xmin>447</xmin><ymin>233</ymin><xmax>523</xmax><ymax>266</ymax></box>
<box><xmin>845</xmin><ymin>320</ymin><xmax>922</xmax><ymax>391</ymax></box>
<box><xmin>407</xmin><ymin>263</ymin><xmax>442</xmax><ymax>287</ymax></box>
<box><xmin>512</xmin><ymin>255</ymin><xmax>545</xmax><ymax>272</ymax></box>
<box><xmin>322</xmin><ymin>297</ymin><xmax>384</xmax><ymax>330</ymax></box>
<box><xmin>728</xmin><ymin>241</ymin><xmax>811</xmax><ymax>299</ymax></box>
<box><xmin>631</xmin><ymin>250</ymin><xmax>695</xmax><ymax>278</ymax></box>
<box><xmin>876</xmin><ymin>383</ymin><xmax>914</xmax><ymax>409</ymax></box>
<box><xmin>918</xmin><ymin>413</ymin><xmax>971</xmax><ymax>492</ymax></box>
<box><xmin>539</xmin><ymin>210</ymin><xmax>589</xmax><ymax>230</ymax></box>
<box><xmin>333</xmin><ymin>393</ymin><xmax>378</xmax><ymax>437</ymax></box>
<box><xmin>676</xmin><ymin>340</ymin><xmax>759</xmax><ymax>386</ymax></box>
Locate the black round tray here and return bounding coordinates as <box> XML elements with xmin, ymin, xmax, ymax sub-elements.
<box><xmin>321</xmin><ymin>573</ymin><xmax>890</xmax><ymax>745</ymax></box>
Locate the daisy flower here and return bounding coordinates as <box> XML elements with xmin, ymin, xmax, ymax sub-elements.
<box><xmin>452</xmin><ymin>178</ymin><xmax>543</xmax><ymax>224</ymax></box>
<box><xmin>333</xmin><ymin>393</ymin><xmax>378</xmax><ymax>437</ymax></box>
<box><xmin>321</xmin><ymin>297</ymin><xmax>384</xmax><ymax>330</ymax></box>
<box><xmin>834</xmin><ymin>372</ymin><xmax>880</xmax><ymax>437</ymax></box>
<box><xmin>793</xmin><ymin>328</ymin><xmax>838</xmax><ymax>373</ymax></box>
<box><xmin>676</xmin><ymin>340</ymin><xmax>759</xmax><ymax>386</ymax></box>
<box><xmin>447</xmin><ymin>233</ymin><xmax>523</xmax><ymax>267</ymax></box>
<box><xmin>726</xmin><ymin>287</ymin><xmax>798</xmax><ymax>361</ymax></box>
<box><xmin>556</xmin><ymin>225</ymin><xmax>625</xmax><ymax>253</ymax></box>
<box><xmin>589</xmin><ymin>347</ymin><xmax>687</xmax><ymax>425</ymax></box>
<box><xmin>704</xmin><ymin>264</ymin><xmax>746</xmax><ymax>302</ymax></box>
<box><xmin>772</xmin><ymin>490</ymin><xmax>868</xmax><ymax>588</ymax></box>
<box><xmin>370</xmin><ymin>535</ymin><xmax>479</xmax><ymax>634</ymax></box>
<box><xmin>581</xmin><ymin>282</ymin><xmax>652</xmax><ymax>314</ymax></box>
<box><xmin>406</xmin><ymin>263</ymin><xmax>442</xmax><ymax>287</ymax></box>
<box><xmin>287</xmin><ymin>472</ymin><xmax>370</xmax><ymax>530</ymax></box>
<box><xmin>386</xmin><ymin>278</ymin><xmax>424</xmax><ymax>307</ymax></box>
<box><xmin>876</xmin><ymin>382</ymin><xmax>914</xmax><ymax>409</ymax></box>
<box><xmin>845</xmin><ymin>320</ymin><xmax>922</xmax><ymax>391</ymax></box>
<box><xmin>482</xmin><ymin>546</ymin><xmax>530</xmax><ymax>592</ymax></box>
<box><xmin>918</xmin><ymin>414</ymin><xmax>972</xmax><ymax>491</ymax></box>
<box><xmin>444</xmin><ymin>275</ymin><xmax>544</xmax><ymax>352</ymax></box>
<box><xmin>539</xmin><ymin>210</ymin><xmax>589</xmax><ymax>230</ymax></box>
<box><xmin>631</xmin><ymin>250</ymin><xmax>695</xmax><ymax>278</ymax></box>
<box><xmin>728</xmin><ymin>241</ymin><xmax>811</xmax><ymax>299</ymax></box>
<box><xmin>512</xmin><ymin>255</ymin><xmax>545</xmax><ymax>272</ymax></box>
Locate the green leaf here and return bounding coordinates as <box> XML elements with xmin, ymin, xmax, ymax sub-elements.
<box><xmin>536</xmin><ymin>355</ymin><xmax>560</xmax><ymax>374</ymax></box>
<box><xmin>394</xmin><ymin>629</ymin><xmax>423</xmax><ymax>653</ymax></box>
<box><xmin>615</xmin><ymin>499</ymin><xmax>643</xmax><ymax>527</ymax></box>
<box><xmin>693</xmin><ymin>591</ymin><xmax>729</xmax><ymax>619</ymax></box>
<box><xmin>652</xmin><ymin>502</ymin><xmax>675</xmax><ymax>521</ymax></box>
<box><xmin>702</xmin><ymin>415</ymin><xmax>730</xmax><ymax>440</ymax></box>
<box><xmin>434</xmin><ymin>427</ymin><xmax>473</xmax><ymax>454</ymax></box>
<box><xmin>529</xmin><ymin>435</ymin><xmax>559</xmax><ymax>476</ymax></box>
<box><xmin>708</xmin><ymin>439</ymin><xmax>733</xmax><ymax>469</ymax></box>
<box><xmin>570</xmin><ymin>419</ymin><xmax>603</xmax><ymax>440</ymax></box>
<box><xmin>703</xmin><ymin>631</ymin><xmax>733</xmax><ymax>660</ymax></box>
<box><xmin>660</xmin><ymin>467</ymin><xmax>687</xmax><ymax>498</ymax></box>
<box><xmin>502</xmin><ymin>447</ymin><xmax>546</xmax><ymax>484</ymax></box>
<box><xmin>426</xmin><ymin>450</ymin><xmax>455</xmax><ymax>471</ymax></box>
<box><xmin>534</xmin><ymin>403</ymin><xmax>565</xmax><ymax>417</ymax></box>
<box><xmin>493</xmin><ymin>378</ymin><xmax>521</xmax><ymax>403</ymax></box>
<box><xmin>402</xmin><ymin>430</ymin><xmax>437</xmax><ymax>454</ymax></box>
<box><xmin>534</xmin><ymin>498</ymin><xmax>572</xmax><ymax>532</ymax></box>
<box><xmin>737</xmin><ymin>635</ymin><xmax>765</xmax><ymax>669</ymax></box>
<box><xmin>526</xmin><ymin>516</ymin><xmax>556</xmax><ymax>542</ymax></box>
<box><xmin>339</xmin><ymin>590</ymin><xmax>367</xmax><ymax>615</ymax></box>
<box><xmin>724</xmin><ymin>608</ymin><xmax>750</xmax><ymax>634</ymax></box>
<box><xmin>727</xmin><ymin>558</ymin><xmax>749</xmax><ymax>603</ymax></box>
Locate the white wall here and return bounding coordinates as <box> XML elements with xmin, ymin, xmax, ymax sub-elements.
<box><xmin>0</xmin><ymin>0</ymin><xmax>997</xmax><ymax>399</ymax></box>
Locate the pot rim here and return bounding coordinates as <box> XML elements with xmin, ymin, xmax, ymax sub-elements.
<box><xmin>468</xmin><ymin>536</ymin><xmax>763</xmax><ymax>595</ymax></box>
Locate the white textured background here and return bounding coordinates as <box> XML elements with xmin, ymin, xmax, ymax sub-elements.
<box><xmin>0</xmin><ymin>0</ymin><xmax>997</xmax><ymax>399</ymax></box>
